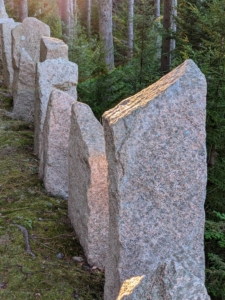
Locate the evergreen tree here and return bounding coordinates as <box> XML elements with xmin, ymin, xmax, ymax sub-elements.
<box><xmin>127</xmin><ymin>0</ymin><xmax>134</xmax><ymax>58</ymax></box>
<box><xmin>98</xmin><ymin>0</ymin><xmax>114</xmax><ymax>71</ymax></box>
<box><xmin>19</xmin><ymin>0</ymin><xmax>28</xmax><ymax>21</ymax></box>
<box><xmin>59</xmin><ymin>0</ymin><xmax>71</xmax><ymax>39</ymax></box>
<box><xmin>161</xmin><ymin>0</ymin><xmax>177</xmax><ymax>72</ymax></box>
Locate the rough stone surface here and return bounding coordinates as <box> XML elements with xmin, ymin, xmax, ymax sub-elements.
<box><xmin>0</xmin><ymin>18</ymin><xmax>14</xmax><ymax>76</ymax></box>
<box><xmin>117</xmin><ymin>261</ymin><xmax>210</xmax><ymax>300</ymax></box>
<box><xmin>40</xmin><ymin>36</ymin><xmax>68</xmax><ymax>62</ymax></box>
<box><xmin>0</xmin><ymin>0</ymin><xmax>8</xmax><ymax>18</ymax></box>
<box><xmin>103</xmin><ymin>59</ymin><xmax>207</xmax><ymax>300</ymax></box>
<box><xmin>68</xmin><ymin>101</ymin><xmax>109</xmax><ymax>270</ymax></box>
<box><xmin>34</xmin><ymin>58</ymin><xmax>78</xmax><ymax>157</ymax></box>
<box><xmin>1</xmin><ymin>21</ymin><xmax>20</xmax><ymax>89</ymax></box>
<box><xmin>41</xmin><ymin>89</ymin><xmax>75</xmax><ymax>199</ymax></box>
<box><xmin>12</xmin><ymin>17</ymin><xmax>50</xmax><ymax>69</ymax></box>
<box><xmin>11</xmin><ymin>48</ymin><xmax>36</xmax><ymax>122</ymax></box>
<box><xmin>10</xmin><ymin>18</ymin><xmax>50</xmax><ymax>122</ymax></box>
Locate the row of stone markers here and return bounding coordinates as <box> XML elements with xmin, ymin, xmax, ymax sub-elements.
<box><xmin>0</xmin><ymin>1</ymin><xmax>210</xmax><ymax>298</ymax></box>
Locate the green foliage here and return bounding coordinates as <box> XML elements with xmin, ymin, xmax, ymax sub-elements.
<box><xmin>77</xmin><ymin>0</ymin><xmax>161</xmax><ymax>118</ymax></box>
<box><xmin>175</xmin><ymin>0</ymin><xmax>225</xmax><ymax>298</ymax></box>
<box><xmin>78</xmin><ymin>56</ymin><xmax>161</xmax><ymax>119</ymax></box>
<box><xmin>4</xmin><ymin>0</ymin><xmax>16</xmax><ymax>19</ymax></box>
<box><xmin>112</xmin><ymin>0</ymin><xmax>130</xmax><ymax>64</ymax></box>
<box><xmin>68</xmin><ymin>23</ymin><xmax>104</xmax><ymax>83</ymax></box>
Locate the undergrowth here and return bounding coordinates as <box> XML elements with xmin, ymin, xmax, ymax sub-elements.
<box><xmin>0</xmin><ymin>87</ymin><xmax>104</xmax><ymax>299</ymax></box>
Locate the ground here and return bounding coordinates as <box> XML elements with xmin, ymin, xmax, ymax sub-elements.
<box><xmin>0</xmin><ymin>86</ymin><xmax>104</xmax><ymax>300</ymax></box>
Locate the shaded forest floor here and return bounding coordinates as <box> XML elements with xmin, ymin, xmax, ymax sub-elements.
<box><xmin>0</xmin><ymin>86</ymin><xmax>104</xmax><ymax>300</ymax></box>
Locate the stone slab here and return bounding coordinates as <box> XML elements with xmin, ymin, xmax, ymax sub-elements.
<box><xmin>11</xmin><ymin>48</ymin><xmax>36</xmax><ymax>122</ymax></box>
<box><xmin>103</xmin><ymin>59</ymin><xmax>207</xmax><ymax>299</ymax></box>
<box><xmin>68</xmin><ymin>101</ymin><xmax>109</xmax><ymax>270</ymax></box>
<box><xmin>34</xmin><ymin>58</ymin><xmax>78</xmax><ymax>157</ymax></box>
<box><xmin>0</xmin><ymin>18</ymin><xmax>14</xmax><ymax>76</ymax></box>
<box><xmin>10</xmin><ymin>17</ymin><xmax>50</xmax><ymax>122</ymax></box>
<box><xmin>1</xmin><ymin>21</ymin><xmax>20</xmax><ymax>89</ymax></box>
<box><xmin>12</xmin><ymin>17</ymin><xmax>50</xmax><ymax>69</ymax></box>
<box><xmin>41</xmin><ymin>89</ymin><xmax>75</xmax><ymax>199</ymax></box>
<box><xmin>40</xmin><ymin>36</ymin><xmax>68</xmax><ymax>62</ymax></box>
<box><xmin>117</xmin><ymin>261</ymin><xmax>210</xmax><ymax>300</ymax></box>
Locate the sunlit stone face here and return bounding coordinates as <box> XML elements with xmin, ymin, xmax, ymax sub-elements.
<box><xmin>103</xmin><ymin>59</ymin><xmax>208</xmax><ymax>300</ymax></box>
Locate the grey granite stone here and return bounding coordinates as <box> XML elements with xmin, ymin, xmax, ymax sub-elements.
<box><xmin>117</xmin><ymin>260</ymin><xmax>210</xmax><ymax>300</ymax></box>
<box><xmin>40</xmin><ymin>36</ymin><xmax>68</xmax><ymax>62</ymax></box>
<box><xmin>11</xmin><ymin>17</ymin><xmax>50</xmax><ymax>69</ymax></box>
<box><xmin>10</xmin><ymin>18</ymin><xmax>50</xmax><ymax>122</ymax></box>
<box><xmin>0</xmin><ymin>18</ymin><xmax>14</xmax><ymax>77</ymax></box>
<box><xmin>0</xmin><ymin>0</ymin><xmax>8</xmax><ymax>18</ymax></box>
<box><xmin>1</xmin><ymin>21</ymin><xmax>20</xmax><ymax>89</ymax></box>
<box><xmin>34</xmin><ymin>58</ymin><xmax>78</xmax><ymax>157</ymax></box>
<box><xmin>103</xmin><ymin>59</ymin><xmax>207</xmax><ymax>300</ymax></box>
<box><xmin>11</xmin><ymin>48</ymin><xmax>36</xmax><ymax>122</ymax></box>
<box><xmin>68</xmin><ymin>101</ymin><xmax>109</xmax><ymax>270</ymax></box>
<box><xmin>41</xmin><ymin>89</ymin><xmax>75</xmax><ymax>199</ymax></box>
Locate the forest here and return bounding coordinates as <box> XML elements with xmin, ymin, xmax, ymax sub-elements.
<box><xmin>3</xmin><ymin>0</ymin><xmax>225</xmax><ymax>299</ymax></box>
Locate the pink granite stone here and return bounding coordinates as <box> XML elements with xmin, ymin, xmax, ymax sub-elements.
<box><xmin>1</xmin><ymin>21</ymin><xmax>20</xmax><ymax>89</ymax></box>
<box><xmin>40</xmin><ymin>36</ymin><xmax>68</xmax><ymax>62</ymax></box>
<box><xmin>11</xmin><ymin>17</ymin><xmax>50</xmax><ymax>69</ymax></box>
<box><xmin>11</xmin><ymin>48</ymin><xmax>36</xmax><ymax>122</ymax></box>
<box><xmin>34</xmin><ymin>58</ymin><xmax>78</xmax><ymax>158</ymax></box>
<box><xmin>0</xmin><ymin>18</ymin><xmax>14</xmax><ymax>78</ymax></box>
<box><xmin>117</xmin><ymin>260</ymin><xmax>210</xmax><ymax>300</ymax></box>
<box><xmin>41</xmin><ymin>89</ymin><xmax>75</xmax><ymax>199</ymax></box>
<box><xmin>68</xmin><ymin>101</ymin><xmax>109</xmax><ymax>270</ymax></box>
<box><xmin>10</xmin><ymin>17</ymin><xmax>50</xmax><ymax>122</ymax></box>
<box><xmin>103</xmin><ymin>59</ymin><xmax>207</xmax><ymax>300</ymax></box>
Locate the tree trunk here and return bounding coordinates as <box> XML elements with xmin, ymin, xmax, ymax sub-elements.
<box><xmin>98</xmin><ymin>0</ymin><xmax>114</xmax><ymax>71</ymax></box>
<box><xmin>154</xmin><ymin>0</ymin><xmax>160</xmax><ymax>19</ymax></box>
<box><xmin>154</xmin><ymin>0</ymin><xmax>161</xmax><ymax>58</ymax></box>
<box><xmin>170</xmin><ymin>0</ymin><xmax>177</xmax><ymax>52</ymax></box>
<box><xmin>58</xmin><ymin>0</ymin><xmax>61</xmax><ymax>15</ymax></box>
<box><xmin>60</xmin><ymin>0</ymin><xmax>71</xmax><ymax>39</ymax></box>
<box><xmin>73</xmin><ymin>0</ymin><xmax>77</xmax><ymax>26</ymax></box>
<box><xmin>70</xmin><ymin>0</ymin><xmax>73</xmax><ymax>20</ymax></box>
<box><xmin>69</xmin><ymin>0</ymin><xmax>75</xmax><ymax>35</ymax></box>
<box><xmin>87</xmin><ymin>0</ymin><xmax>91</xmax><ymax>38</ymax></box>
<box><xmin>18</xmin><ymin>0</ymin><xmax>28</xmax><ymax>22</ymax></box>
<box><xmin>161</xmin><ymin>0</ymin><xmax>177</xmax><ymax>72</ymax></box>
<box><xmin>127</xmin><ymin>0</ymin><xmax>134</xmax><ymax>58</ymax></box>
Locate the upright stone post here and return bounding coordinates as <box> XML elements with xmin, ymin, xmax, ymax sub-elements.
<box><xmin>0</xmin><ymin>18</ymin><xmax>14</xmax><ymax>79</ymax></box>
<box><xmin>11</xmin><ymin>17</ymin><xmax>50</xmax><ymax>121</ymax></box>
<box><xmin>41</xmin><ymin>89</ymin><xmax>75</xmax><ymax>199</ymax></box>
<box><xmin>68</xmin><ymin>101</ymin><xmax>109</xmax><ymax>270</ymax></box>
<box><xmin>12</xmin><ymin>48</ymin><xmax>36</xmax><ymax>122</ymax></box>
<box><xmin>12</xmin><ymin>18</ymin><xmax>50</xmax><ymax>70</ymax></box>
<box><xmin>34</xmin><ymin>58</ymin><xmax>78</xmax><ymax>159</ymax></box>
<box><xmin>1</xmin><ymin>21</ymin><xmax>20</xmax><ymax>89</ymax></box>
<box><xmin>40</xmin><ymin>36</ymin><xmax>68</xmax><ymax>62</ymax></box>
<box><xmin>103</xmin><ymin>60</ymin><xmax>208</xmax><ymax>299</ymax></box>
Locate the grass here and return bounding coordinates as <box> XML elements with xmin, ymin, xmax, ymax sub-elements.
<box><xmin>0</xmin><ymin>87</ymin><xmax>104</xmax><ymax>300</ymax></box>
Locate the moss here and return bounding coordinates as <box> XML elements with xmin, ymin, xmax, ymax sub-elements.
<box><xmin>0</xmin><ymin>91</ymin><xmax>104</xmax><ymax>299</ymax></box>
